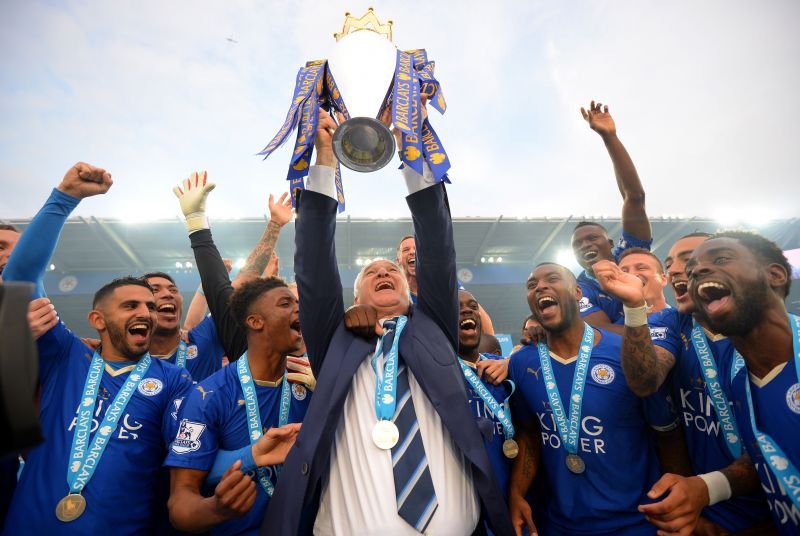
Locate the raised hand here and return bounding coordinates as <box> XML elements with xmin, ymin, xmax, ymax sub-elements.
<box><xmin>344</xmin><ymin>304</ymin><xmax>382</xmax><ymax>339</ymax></box>
<box><xmin>314</xmin><ymin>108</ymin><xmax>342</xmax><ymax>168</ymax></box>
<box><xmin>593</xmin><ymin>260</ymin><xmax>646</xmax><ymax>307</ymax></box>
<box><xmin>27</xmin><ymin>297</ymin><xmax>58</xmax><ymax>339</ymax></box>
<box><xmin>268</xmin><ymin>192</ymin><xmax>294</xmax><ymax>227</ymax></box>
<box><xmin>57</xmin><ymin>162</ymin><xmax>113</xmax><ymax>199</ymax></box>
<box><xmin>286</xmin><ymin>356</ymin><xmax>316</xmax><ymax>391</ymax></box>
<box><xmin>580</xmin><ymin>100</ymin><xmax>616</xmax><ymax>139</ymax></box>
<box><xmin>251</xmin><ymin>423</ymin><xmax>302</xmax><ymax>467</ymax></box>
<box><xmin>172</xmin><ymin>171</ymin><xmax>216</xmax><ymax>232</ymax></box>
<box><xmin>212</xmin><ymin>460</ymin><xmax>257</xmax><ymax>520</ymax></box>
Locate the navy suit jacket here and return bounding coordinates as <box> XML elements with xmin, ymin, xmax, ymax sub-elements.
<box><xmin>261</xmin><ymin>184</ymin><xmax>514</xmax><ymax>536</ymax></box>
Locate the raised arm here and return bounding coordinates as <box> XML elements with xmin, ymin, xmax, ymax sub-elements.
<box><xmin>593</xmin><ymin>260</ymin><xmax>675</xmax><ymax>396</ymax></box>
<box><xmin>232</xmin><ymin>193</ymin><xmax>292</xmax><ymax>285</ymax></box>
<box><xmin>581</xmin><ymin>101</ymin><xmax>651</xmax><ymax>241</ymax></box>
<box><xmin>294</xmin><ymin>109</ymin><xmax>346</xmax><ymax>376</ymax></box>
<box><xmin>183</xmin><ymin>258</ymin><xmax>232</xmax><ymax>330</ymax></box>
<box><xmin>3</xmin><ymin>163</ymin><xmax>111</xmax><ymax>298</ymax></box>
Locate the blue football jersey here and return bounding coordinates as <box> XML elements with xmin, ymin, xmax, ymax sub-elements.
<box><xmin>161</xmin><ymin>315</ymin><xmax>225</xmax><ymax>382</ymax></box>
<box><xmin>164</xmin><ymin>362</ymin><xmax>312</xmax><ymax>535</ymax></box>
<box><xmin>648</xmin><ymin>309</ymin><xmax>770</xmax><ymax>531</ymax></box>
<box><xmin>3</xmin><ymin>321</ymin><xmax>193</xmax><ymax>535</ymax></box>
<box><xmin>730</xmin><ymin>361</ymin><xmax>800</xmax><ymax>535</ymax></box>
<box><xmin>578</xmin><ymin>230</ymin><xmax>652</xmax><ymax>322</ymax></box>
<box><xmin>508</xmin><ymin>329</ymin><xmax>666</xmax><ymax>535</ymax></box>
<box><xmin>462</xmin><ymin>354</ymin><xmax>512</xmax><ymax>500</ymax></box>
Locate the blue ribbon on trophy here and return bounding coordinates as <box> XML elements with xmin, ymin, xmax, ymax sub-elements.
<box><xmin>407</xmin><ymin>49</ymin><xmax>447</xmax><ymax>114</ymax></box>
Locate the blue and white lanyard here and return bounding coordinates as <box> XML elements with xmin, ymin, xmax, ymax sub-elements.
<box><xmin>459</xmin><ymin>355</ymin><xmax>516</xmax><ymax>441</ymax></box>
<box><xmin>174</xmin><ymin>340</ymin><xmax>188</xmax><ymax>369</ymax></box>
<box><xmin>67</xmin><ymin>352</ymin><xmax>151</xmax><ymax>494</ymax></box>
<box><xmin>370</xmin><ymin>316</ymin><xmax>409</xmax><ymax>422</ymax></box>
<box><xmin>690</xmin><ymin>321</ymin><xmax>742</xmax><ymax>458</ymax></box>
<box><xmin>741</xmin><ymin>313</ymin><xmax>800</xmax><ymax>511</ymax></box>
<box><xmin>236</xmin><ymin>353</ymin><xmax>292</xmax><ymax>496</ymax></box>
<box><xmin>536</xmin><ymin>323</ymin><xmax>594</xmax><ymax>456</ymax></box>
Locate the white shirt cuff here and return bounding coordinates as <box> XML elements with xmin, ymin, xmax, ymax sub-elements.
<box><xmin>306</xmin><ymin>165</ymin><xmax>337</xmax><ymax>200</ymax></box>
<box><xmin>401</xmin><ymin>161</ymin><xmax>437</xmax><ymax>195</ymax></box>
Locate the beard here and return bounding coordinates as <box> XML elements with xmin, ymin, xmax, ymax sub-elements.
<box><xmin>106</xmin><ymin>320</ymin><xmax>148</xmax><ymax>360</ymax></box>
<box><xmin>533</xmin><ymin>297</ymin><xmax>579</xmax><ymax>334</ymax></box>
<box><xmin>697</xmin><ymin>273</ymin><xmax>770</xmax><ymax>337</ymax></box>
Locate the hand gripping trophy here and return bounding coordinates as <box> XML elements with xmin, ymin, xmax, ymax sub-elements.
<box><xmin>258</xmin><ymin>8</ymin><xmax>451</xmax><ymax>212</ymax></box>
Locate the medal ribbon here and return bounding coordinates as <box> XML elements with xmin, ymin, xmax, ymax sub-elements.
<box><xmin>66</xmin><ymin>352</ymin><xmax>152</xmax><ymax>494</ymax></box>
<box><xmin>370</xmin><ymin>316</ymin><xmax>409</xmax><ymax>422</ymax></box>
<box><xmin>741</xmin><ymin>313</ymin><xmax>800</xmax><ymax>511</ymax></box>
<box><xmin>536</xmin><ymin>323</ymin><xmax>594</xmax><ymax>456</ymax></box>
<box><xmin>459</xmin><ymin>356</ymin><xmax>515</xmax><ymax>441</ymax></box>
<box><xmin>236</xmin><ymin>353</ymin><xmax>292</xmax><ymax>496</ymax></box>
<box><xmin>174</xmin><ymin>340</ymin><xmax>188</xmax><ymax>369</ymax></box>
<box><xmin>690</xmin><ymin>321</ymin><xmax>742</xmax><ymax>458</ymax></box>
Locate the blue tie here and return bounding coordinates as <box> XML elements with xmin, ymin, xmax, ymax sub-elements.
<box><xmin>382</xmin><ymin>320</ymin><xmax>439</xmax><ymax>532</ymax></box>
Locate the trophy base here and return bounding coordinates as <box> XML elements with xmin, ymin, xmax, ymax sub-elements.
<box><xmin>333</xmin><ymin>117</ymin><xmax>396</xmax><ymax>173</ymax></box>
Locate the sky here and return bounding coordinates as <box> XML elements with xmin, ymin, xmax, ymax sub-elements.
<box><xmin>1</xmin><ymin>0</ymin><xmax>798</xmax><ymax>222</ymax></box>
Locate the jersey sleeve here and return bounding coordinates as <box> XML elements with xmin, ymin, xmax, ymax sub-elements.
<box><xmin>188</xmin><ymin>316</ymin><xmax>225</xmax><ymax>369</ymax></box>
<box><xmin>613</xmin><ymin>229</ymin><xmax>653</xmax><ymax>261</ymax></box>
<box><xmin>647</xmin><ymin>309</ymin><xmax>681</xmax><ymax>358</ymax></box>
<box><xmin>36</xmin><ymin>320</ymin><xmax>86</xmax><ymax>383</ymax></box>
<box><xmin>642</xmin><ymin>385</ymin><xmax>679</xmax><ymax>432</ymax></box>
<box><xmin>164</xmin><ymin>382</ymin><xmax>221</xmax><ymax>472</ymax></box>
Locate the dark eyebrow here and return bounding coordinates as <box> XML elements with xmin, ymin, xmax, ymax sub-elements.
<box><xmin>703</xmin><ymin>247</ymin><xmax>738</xmax><ymax>257</ymax></box>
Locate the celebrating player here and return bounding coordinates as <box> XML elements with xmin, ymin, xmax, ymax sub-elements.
<box><xmin>507</xmin><ymin>262</ymin><xmax>676</xmax><ymax>535</ymax></box>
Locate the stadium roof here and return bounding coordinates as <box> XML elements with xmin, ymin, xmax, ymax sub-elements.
<box><xmin>4</xmin><ymin>215</ymin><xmax>799</xmax><ymax>337</ymax></box>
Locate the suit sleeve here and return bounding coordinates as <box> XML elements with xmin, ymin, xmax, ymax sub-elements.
<box><xmin>294</xmin><ymin>188</ymin><xmax>344</xmax><ymax>377</ymax></box>
<box><xmin>406</xmin><ymin>182</ymin><xmax>459</xmax><ymax>351</ymax></box>
<box><xmin>189</xmin><ymin>229</ymin><xmax>247</xmax><ymax>360</ymax></box>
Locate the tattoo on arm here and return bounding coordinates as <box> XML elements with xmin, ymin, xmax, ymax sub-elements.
<box><xmin>621</xmin><ymin>325</ymin><xmax>675</xmax><ymax>397</ymax></box>
<box><xmin>240</xmin><ymin>221</ymin><xmax>281</xmax><ymax>279</ymax></box>
<box><xmin>721</xmin><ymin>453</ymin><xmax>761</xmax><ymax>497</ymax></box>
<box><xmin>510</xmin><ymin>420</ymin><xmax>539</xmax><ymax>498</ymax></box>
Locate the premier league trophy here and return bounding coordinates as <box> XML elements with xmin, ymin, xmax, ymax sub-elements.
<box><xmin>258</xmin><ymin>8</ymin><xmax>451</xmax><ymax>212</ymax></box>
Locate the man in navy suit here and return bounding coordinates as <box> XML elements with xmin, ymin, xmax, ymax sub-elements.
<box><xmin>262</xmin><ymin>110</ymin><xmax>513</xmax><ymax>535</ymax></box>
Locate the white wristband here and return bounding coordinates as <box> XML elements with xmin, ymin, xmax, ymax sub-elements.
<box><xmin>185</xmin><ymin>213</ymin><xmax>209</xmax><ymax>233</ymax></box>
<box><xmin>698</xmin><ymin>471</ymin><xmax>732</xmax><ymax>505</ymax></box>
<box><xmin>623</xmin><ymin>304</ymin><xmax>649</xmax><ymax>327</ymax></box>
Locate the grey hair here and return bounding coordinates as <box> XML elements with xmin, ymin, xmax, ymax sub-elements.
<box><xmin>353</xmin><ymin>258</ymin><xmax>410</xmax><ymax>300</ymax></box>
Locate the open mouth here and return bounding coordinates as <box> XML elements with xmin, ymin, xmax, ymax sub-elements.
<box><xmin>127</xmin><ymin>321</ymin><xmax>151</xmax><ymax>343</ymax></box>
<box><xmin>672</xmin><ymin>280</ymin><xmax>688</xmax><ymax>299</ymax></box>
<box><xmin>537</xmin><ymin>295</ymin><xmax>559</xmax><ymax>315</ymax></box>
<box><xmin>375</xmin><ymin>281</ymin><xmax>394</xmax><ymax>292</ymax></box>
<box><xmin>582</xmin><ymin>250</ymin><xmax>599</xmax><ymax>262</ymax></box>
<box><xmin>408</xmin><ymin>257</ymin><xmax>415</xmax><ymax>267</ymax></box>
<box><xmin>0</xmin><ymin>263</ymin><xmax>5</xmax><ymax>276</ymax></box>
<box><xmin>157</xmin><ymin>303</ymin><xmax>177</xmax><ymax>315</ymax></box>
<box><xmin>459</xmin><ymin>318</ymin><xmax>477</xmax><ymax>335</ymax></box>
<box><xmin>290</xmin><ymin>319</ymin><xmax>302</xmax><ymax>337</ymax></box>
<box><xmin>697</xmin><ymin>281</ymin><xmax>732</xmax><ymax>315</ymax></box>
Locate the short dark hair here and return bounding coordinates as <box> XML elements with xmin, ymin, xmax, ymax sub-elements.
<box><xmin>710</xmin><ymin>231</ymin><xmax>792</xmax><ymax>298</ymax></box>
<box><xmin>0</xmin><ymin>224</ymin><xmax>19</xmax><ymax>233</ymax></box>
<box><xmin>521</xmin><ymin>313</ymin><xmax>537</xmax><ymax>332</ymax></box>
<box><xmin>573</xmin><ymin>221</ymin><xmax>608</xmax><ymax>234</ymax></box>
<box><xmin>142</xmin><ymin>272</ymin><xmax>176</xmax><ymax>285</ymax></box>
<box><xmin>229</xmin><ymin>277</ymin><xmax>288</xmax><ymax>328</ymax></box>
<box><xmin>679</xmin><ymin>231</ymin><xmax>712</xmax><ymax>240</ymax></box>
<box><xmin>396</xmin><ymin>234</ymin><xmax>415</xmax><ymax>253</ymax></box>
<box><xmin>532</xmin><ymin>262</ymin><xmax>577</xmax><ymax>283</ymax></box>
<box><xmin>478</xmin><ymin>333</ymin><xmax>502</xmax><ymax>356</ymax></box>
<box><xmin>618</xmin><ymin>247</ymin><xmax>664</xmax><ymax>273</ymax></box>
<box><xmin>92</xmin><ymin>276</ymin><xmax>153</xmax><ymax>308</ymax></box>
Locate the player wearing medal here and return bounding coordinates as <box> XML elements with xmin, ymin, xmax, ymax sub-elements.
<box><xmin>572</xmin><ymin>101</ymin><xmax>653</xmax><ymax>332</ymax></box>
<box><xmin>260</xmin><ymin>108</ymin><xmax>513</xmax><ymax>535</ymax></box>
<box><xmin>165</xmin><ymin>276</ymin><xmax>308</xmax><ymax>535</ymax></box>
<box><xmin>687</xmin><ymin>231</ymin><xmax>798</xmax><ymax>535</ymax></box>
<box><xmin>596</xmin><ymin>234</ymin><xmax>773</xmax><ymax>535</ymax></box>
<box><xmin>2</xmin><ymin>163</ymin><xmax>195</xmax><ymax>534</ymax></box>
<box><xmin>507</xmin><ymin>262</ymin><xmax>674</xmax><ymax>536</ymax></box>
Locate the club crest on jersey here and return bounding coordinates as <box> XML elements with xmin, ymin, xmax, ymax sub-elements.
<box><xmin>172</xmin><ymin>419</ymin><xmax>206</xmax><ymax>454</ymax></box>
<box><xmin>186</xmin><ymin>345</ymin><xmax>199</xmax><ymax>360</ymax></box>
<box><xmin>292</xmin><ymin>384</ymin><xmax>307</xmax><ymax>401</ymax></box>
<box><xmin>591</xmin><ymin>364</ymin><xmax>615</xmax><ymax>385</ymax></box>
<box><xmin>578</xmin><ymin>297</ymin><xmax>593</xmax><ymax>313</ymax></box>
<box><xmin>138</xmin><ymin>378</ymin><xmax>164</xmax><ymax>396</ymax></box>
<box><xmin>649</xmin><ymin>327</ymin><xmax>668</xmax><ymax>341</ymax></box>
<box><xmin>785</xmin><ymin>383</ymin><xmax>800</xmax><ymax>415</ymax></box>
